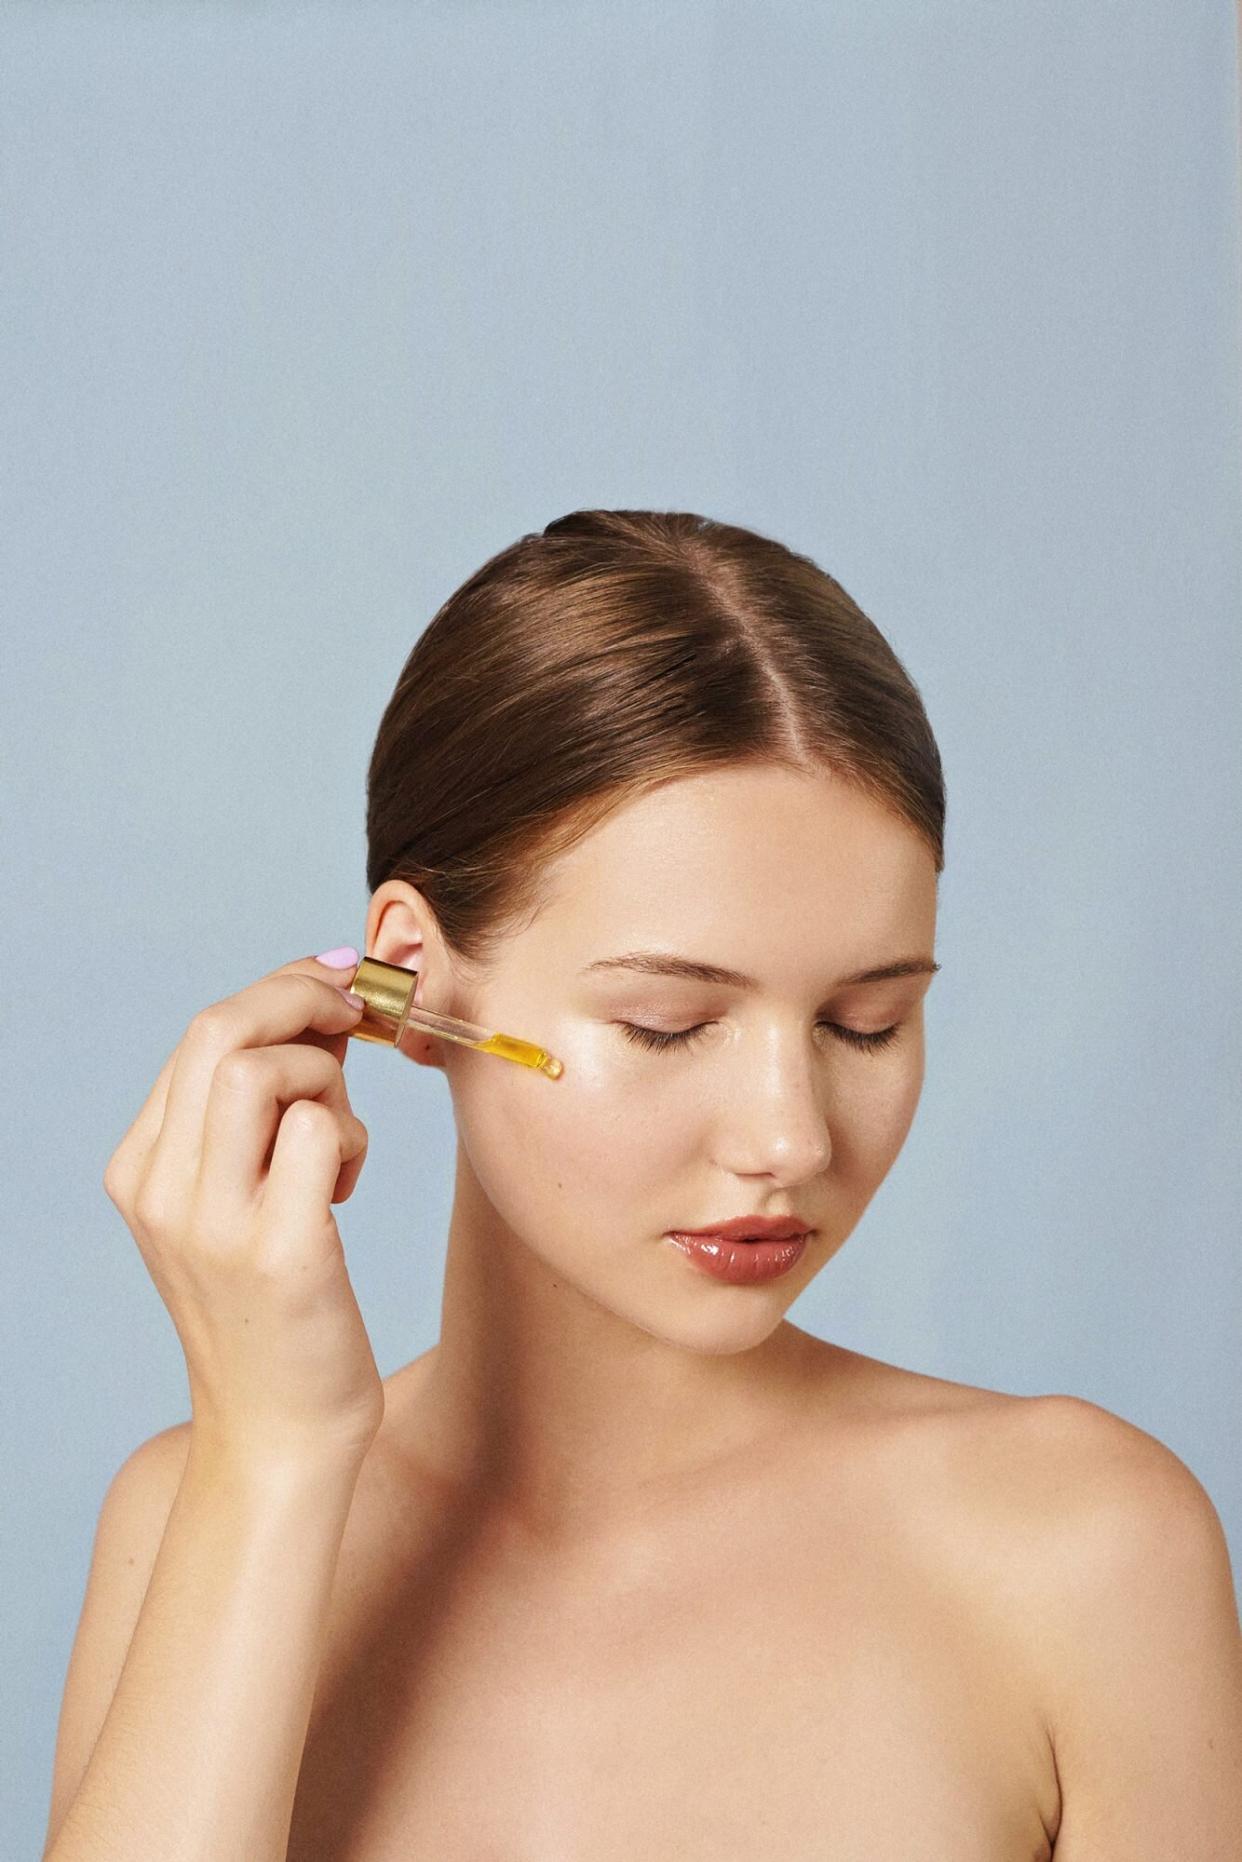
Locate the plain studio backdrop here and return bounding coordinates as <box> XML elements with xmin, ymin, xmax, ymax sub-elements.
<box><xmin>3</xmin><ymin>1</ymin><xmax>1240</xmax><ymax>1850</ymax></box>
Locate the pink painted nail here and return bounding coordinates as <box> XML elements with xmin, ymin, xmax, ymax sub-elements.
<box><xmin>315</xmin><ymin>945</ymin><xmax>359</xmax><ymax>968</ymax></box>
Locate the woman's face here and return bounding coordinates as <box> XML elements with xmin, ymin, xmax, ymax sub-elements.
<box><xmin>414</xmin><ymin>762</ymin><xmax>939</xmax><ymax>1351</ymax></box>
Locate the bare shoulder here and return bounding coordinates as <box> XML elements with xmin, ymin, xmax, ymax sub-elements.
<box><xmin>980</xmin><ymin>1388</ymin><xmax>1240</xmax><ymax>1648</ymax></box>
<box><xmin>87</xmin><ymin>1419</ymin><xmax>195</xmax><ymax>1567</ymax></box>
<box><xmin>999</xmin><ymin>1396</ymin><xmax>1242</xmax><ymax>1856</ymax></box>
<box><xmin>805</xmin><ymin>1339</ymin><xmax>1036</xmax><ymax>1447</ymax></box>
<box><xmin>43</xmin><ymin>1420</ymin><xmax>195</xmax><ymax>1855</ymax></box>
<box><xmin>84</xmin><ymin>1418</ymin><xmax>196</xmax><ymax>1643</ymax></box>
<box><xmin>809</xmin><ymin>1346</ymin><xmax>1236</xmax><ymax>1614</ymax></box>
<box><xmin>820</xmin><ymin>1343</ymin><xmax>1225</xmax><ymax>1521</ymax></box>
<box><xmin>113</xmin><ymin>1417</ymin><xmax>194</xmax><ymax>1490</ymax></box>
<box><xmin>823</xmin><ymin>1354</ymin><xmax>1242</xmax><ymax>1852</ymax></box>
<box><xmin>981</xmin><ymin>1388</ymin><xmax>1233</xmax><ymax>1552</ymax></box>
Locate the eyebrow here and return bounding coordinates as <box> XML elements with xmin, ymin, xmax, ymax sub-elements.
<box><xmin>579</xmin><ymin>951</ymin><xmax>941</xmax><ymax>989</ymax></box>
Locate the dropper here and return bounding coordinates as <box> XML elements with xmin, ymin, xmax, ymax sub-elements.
<box><xmin>343</xmin><ymin>956</ymin><xmax>564</xmax><ymax>1079</ymax></box>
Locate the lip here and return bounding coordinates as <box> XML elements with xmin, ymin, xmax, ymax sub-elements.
<box><xmin>669</xmin><ymin>1215</ymin><xmax>812</xmax><ymax>1243</ymax></box>
<box><xmin>665</xmin><ymin>1229</ymin><xmax>811</xmax><ymax>1284</ymax></box>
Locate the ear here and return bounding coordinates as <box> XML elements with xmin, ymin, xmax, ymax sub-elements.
<box><xmin>364</xmin><ymin>881</ymin><xmax>448</xmax><ymax>1073</ymax></box>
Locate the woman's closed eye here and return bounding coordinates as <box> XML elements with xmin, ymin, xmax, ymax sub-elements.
<box><xmin>616</xmin><ymin>1019</ymin><xmax>904</xmax><ymax>1055</ymax></box>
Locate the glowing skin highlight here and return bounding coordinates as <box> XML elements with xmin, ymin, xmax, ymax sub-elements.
<box><xmin>363</xmin><ymin>763</ymin><xmax>939</xmax><ymax>1548</ymax></box>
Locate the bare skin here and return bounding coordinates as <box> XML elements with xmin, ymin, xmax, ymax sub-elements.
<box><xmin>284</xmin><ymin>764</ymin><xmax>1059</xmax><ymax>1855</ymax></box>
<box><xmin>284</xmin><ymin>1338</ymin><xmax>1062</xmax><ymax>1861</ymax></box>
<box><xmin>51</xmin><ymin>765</ymin><xmax>1239</xmax><ymax>1856</ymax></box>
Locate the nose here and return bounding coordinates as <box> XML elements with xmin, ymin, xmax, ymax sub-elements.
<box><xmin>713</xmin><ymin>1038</ymin><xmax>833</xmax><ymax>1182</ymax></box>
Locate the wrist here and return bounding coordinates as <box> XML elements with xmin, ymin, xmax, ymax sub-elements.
<box><xmin>185</xmin><ymin>1424</ymin><xmax>375</xmax><ymax>1499</ymax></box>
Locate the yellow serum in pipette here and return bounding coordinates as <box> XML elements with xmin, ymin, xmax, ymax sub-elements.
<box><xmin>475</xmin><ymin>1031</ymin><xmax>564</xmax><ymax>1077</ymax></box>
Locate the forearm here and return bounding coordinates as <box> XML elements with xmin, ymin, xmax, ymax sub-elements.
<box><xmin>45</xmin><ymin>1439</ymin><xmax>366</xmax><ymax>1862</ymax></box>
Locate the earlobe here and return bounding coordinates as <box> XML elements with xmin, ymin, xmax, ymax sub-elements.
<box><xmin>409</xmin><ymin>1032</ymin><xmax>447</xmax><ymax>1072</ymax></box>
<box><xmin>409</xmin><ymin>971</ymin><xmax>443</xmax><ymax>1068</ymax></box>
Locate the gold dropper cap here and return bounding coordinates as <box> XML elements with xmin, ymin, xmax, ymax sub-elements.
<box><xmin>347</xmin><ymin>957</ymin><xmax>418</xmax><ymax>1047</ymax></box>
<box><xmin>345</xmin><ymin>956</ymin><xmax>564</xmax><ymax>1079</ymax></box>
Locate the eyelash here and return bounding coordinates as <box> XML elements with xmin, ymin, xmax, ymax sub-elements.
<box><xmin>617</xmin><ymin>1020</ymin><xmax>904</xmax><ymax>1056</ymax></box>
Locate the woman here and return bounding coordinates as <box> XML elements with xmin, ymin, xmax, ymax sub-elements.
<box><xmin>44</xmin><ymin>511</ymin><xmax>1242</xmax><ymax>1860</ymax></box>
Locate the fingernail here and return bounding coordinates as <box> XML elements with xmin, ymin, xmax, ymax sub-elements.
<box><xmin>316</xmin><ymin>945</ymin><xmax>359</xmax><ymax>968</ymax></box>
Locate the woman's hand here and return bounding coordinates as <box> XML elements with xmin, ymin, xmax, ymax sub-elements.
<box><xmin>102</xmin><ymin>953</ymin><xmax>384</xmax><ymax>1470</ymax></box>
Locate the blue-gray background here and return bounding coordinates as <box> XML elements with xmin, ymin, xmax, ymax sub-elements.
<box><xmin>4</xmin><ymin>1</ymin><xmax>1240</xmax><ymax>1848</ymax></box>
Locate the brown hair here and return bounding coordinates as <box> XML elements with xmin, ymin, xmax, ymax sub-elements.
<box><xmin>365</xmin><ymin>508</ymin><xmax>945</xmax><ymax>976</ymax></box>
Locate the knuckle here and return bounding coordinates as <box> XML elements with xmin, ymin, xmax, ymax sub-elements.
<box><xmin>282</xmin><ymin>1097</ymin><xmax>333</xmax><ymax>1140</ymax></box>
<box><xmin>102</xmin><ymin>1155</ymin><xmax>127</xmax><ymax>1204</ymax></box>
<box><xmin>133</xmin><ymin>1177</ymin><xmax>173</xmax><ymax>1233</ymax></box>
<box><xmin>213</xmin><ymin>1047</ymin><xmax>261</xmax><ymax>1093</ymax></box>
<box><xmin>188</xmin><ymin>1002</ymin><xmax>232</xmax><ymax>1045</ymax></box>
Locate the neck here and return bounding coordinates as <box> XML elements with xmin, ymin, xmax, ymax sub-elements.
<box><xmin>407</xmin><ymin>1149</ymin><xmax>826</xmax><ymax>1547</ymax></box>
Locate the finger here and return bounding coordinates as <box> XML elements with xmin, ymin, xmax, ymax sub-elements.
<box><xmin>141</xmin><ymin>973</ymin><xmax>363</xmax><ymax>1215</ymax></box>
<box><xmin>264</xmin><ymin>1097</ymin><xmax>368</xmax><ymax>1258</ymax></box>
<box><xmin>195</xmin><ymin>1040</ymin><xmax>358</xmax><ymax>1230</ymax></box>
<box><xmin>105</xmin><ymin>956</ymin><xmax>363</xmax><ymax>1206</ymax></box>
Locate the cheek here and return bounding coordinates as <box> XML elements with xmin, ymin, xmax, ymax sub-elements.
<box><xmin>846</xmin><ymin>1043</ymin><xmax>926</xmax><ymax>1176</ymax></box>
<box><xmin>447</xmin><ymin>1040</ymin><xmax>685</xmax><ymax>1226</ymax></box>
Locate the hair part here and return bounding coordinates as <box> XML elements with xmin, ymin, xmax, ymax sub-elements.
<box><xmin>365</xmin><ymin>509</ymin><xmax>946</xmax><ymax>977</ymax></box>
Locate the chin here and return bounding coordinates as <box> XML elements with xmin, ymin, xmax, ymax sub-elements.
<box><xmin>596</xmin><ymin>1275</ymin><xmax>799</xmax><ymax>1357</ymax></box>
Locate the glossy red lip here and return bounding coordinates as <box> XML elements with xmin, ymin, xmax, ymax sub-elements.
<box><xmin>669</xmin><ymin>1215</ymin><xmax>812</xmax><ymax>1243</ymax></box>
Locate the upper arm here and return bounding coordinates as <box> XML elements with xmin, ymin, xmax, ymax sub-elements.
<box><xmin>1030</xmin><ymin>1398</ymin><xmax>1242</xmax><ymax>1860</ymax></box>
<box><xmin>42</xmin><ymin>1422</ymin><xmax>192</xmax><ymax>1857</ymax></box>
